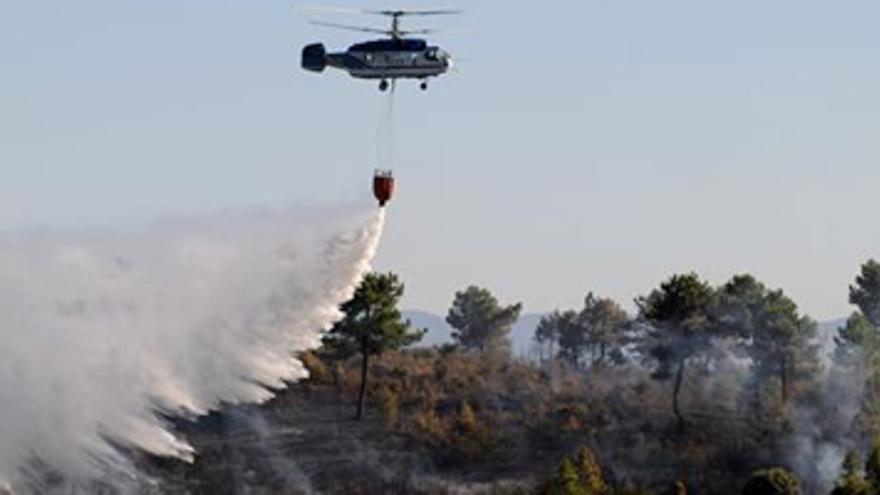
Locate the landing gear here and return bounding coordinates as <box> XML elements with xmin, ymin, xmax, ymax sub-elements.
<box><xmin>379</xmin><ymin>79</ymin><xmax>389</xmax><ymax>92</ymax></box>
<box><xmin>420</xmin><ymin>80</ymin><xmax>428</xmax><ymax>91</ymax></box>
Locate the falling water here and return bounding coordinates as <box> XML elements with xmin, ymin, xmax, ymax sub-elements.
<box><xmin>0</xmin><ymin>203</ymin><xmax>385</xmax><ymax>491</ymax></box>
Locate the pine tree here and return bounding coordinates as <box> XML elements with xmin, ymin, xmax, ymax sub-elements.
<box><xmin>836</xmin><ymin>260</ymin><xmax>880</xmax><ymax>436</ymax></box>
<box><xmin>637</xmin><ymin>272</ymin><xmax>715</xmax><ymax>430</ymax></box>
<box><xmin>545</xmin><ymin>458</ymin><xmax>585</xmax><ymax>495</ymax></box>
<box><xmin>831</xmin><ymin>450</ymin><xmax>871</xmax><ymax>495</ymax></box>
<box><xmin>715</xmin><ymin>274</ymin><xmax>820</xmax><ymax>411</ymax></box>
<box><xmin>851</xmin><ymin>260</ymin><xmax>880</xmax><ymax>328</ymax></box>
<box><xmin>535</xmin><ymin>311</ymin><xmax>563</xmax><ymax>363</ymax></box>
<box><xmin>580</xmin><ymin>293</ymin><xmax>629</xmax><ymax>365</ymax></box>
<box><xmin>447</xmin><ymin>285</ymin><xmax>522</xmax><ymax>356</ymax></box>
<box><xmin>322</xmin><ymin>272</ymin><xmax>425</xmax><ymax>420</ymax></box>
<box><xmin>572</xmin><ymin>446</ymin><xmax>609</xmax><ymax>494</ymax></box>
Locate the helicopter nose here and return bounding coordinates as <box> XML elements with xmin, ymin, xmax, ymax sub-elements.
<box><xmin>442</xmin><ymin>52</ymin><xmax>454</xmax><ymax>69</ymax></box>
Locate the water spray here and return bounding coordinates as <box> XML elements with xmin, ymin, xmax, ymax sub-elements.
<box><xmin>0</xmin><ymin>205</ymin><xmax>385</xmax><ymax>491</ymax></box>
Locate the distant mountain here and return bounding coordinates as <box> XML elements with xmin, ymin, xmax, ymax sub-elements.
<box><xmin>403</xmin><ymin>310</ymin><xmax>454</xmax><ymax>347</ymax></box>
<box><xmin>510</xmin><ymin>313</ymin><xmax>545</xmax><ymax>355</ymax></box>
<box><xmin>403</xmin><ymin>310</ymin><xmax>547</xmax><ymax>355</ymax></box>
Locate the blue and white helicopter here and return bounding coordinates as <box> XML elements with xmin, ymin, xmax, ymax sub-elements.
<box><xmin>301</xmin><ymin>8</ymin><xmax>459</xmax><ymax>91</ymax></box>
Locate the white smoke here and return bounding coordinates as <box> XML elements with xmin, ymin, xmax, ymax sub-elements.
<box><xmin>0</xmin><ymin>203</ymin><xmax>385</xmax><ymax>491</ymax></box>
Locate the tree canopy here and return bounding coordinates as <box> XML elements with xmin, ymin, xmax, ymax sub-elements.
<box><xmin>534</xmin><ymin>293</ymin><xmax>629</xmax><ymax>367</ymax></box>
<box><xmin>835</xmin><ymin>260</ymin><xmax>880</xmax><ymax>436</ymax></box>
<box><xmin>851</xmin><ymin>259</ymin><xmax>880</xmax><ymax>328</ymax></box>
<box><xmin>714</xmin><ymin>275</ymin><xmax>819</xmax><ymax>407</ymax></box>
<box><xmin>446</xmin><ymin>285</ymin><xmax>522</xmax><ymax>354</ymax></box>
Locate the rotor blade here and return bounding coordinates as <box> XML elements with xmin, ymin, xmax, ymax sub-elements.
<box><xmin>309</xmin><ymin>21</ymin><xmax>390</xmax><ymax>35</ymax></box>
<box><xmin>368</xmin><ymin>9</ymin><xmax>463</xmax><ymax>17</ymax></box>
<box><xmin>297</xmin><ymin>6</ymin><xmax>462</xmax><ymax>17</ymax></box>
<box><xmin>398</xmin><ymin>28</ymin><xmax>438</xmax><ymax>35</ymax></box>
<box><xmin>396</xmin><ymin>27</ymin><xmax>474</xmax><ymax>37</ymax></box>
<box><xmin>407</xmin><ymin>27</ymin><xmax>475</xmax><ymax>34</ymax></box>
<box><xmin>297</xmin><ymin>5</ymin><xmax>369</xmax><ymax>15</ymax></box>
<box><xmin>398</xmin><ymin>9</ymin><xmax>463</xmax><ymax>16</ymax></box>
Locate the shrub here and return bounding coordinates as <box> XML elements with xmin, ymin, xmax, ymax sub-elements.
<box><xmin>740</xmin><ymin>468</ymin><xmax>799</xmax><ymax>495</ymax></box>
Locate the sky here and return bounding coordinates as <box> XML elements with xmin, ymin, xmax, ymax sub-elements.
<box><xmin>1</xmin><ymin>0</ymin><xmax>879</xmax><ymax>320</ymax></box>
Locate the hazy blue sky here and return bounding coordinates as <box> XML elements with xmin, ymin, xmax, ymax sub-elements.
<box><xmin>2</xmin><ymin>1</ymin><xmax>879</xmax><ymax>319</ymax></box>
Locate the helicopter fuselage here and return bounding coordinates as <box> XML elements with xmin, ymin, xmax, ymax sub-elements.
<box><xmin>303</xmin><ymin>38</ymin><xmax>452</xmax><ymax>86</ymax></box>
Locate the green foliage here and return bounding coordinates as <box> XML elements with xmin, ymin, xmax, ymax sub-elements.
<box><xmin>323</xmin><ymin>272</ymin><xmax>425</xmax><ymax>357</ymax></box>
<box><xmin>446</xmin><ymin>285</ymin><xmax>522</xmax><ymax>355</ymax></box>
<box><xmin>712</xmin><ymin>274</ymin><xmax>820</xmax><ymax>412</ymax></box>
<box><xmin>831</xmin><ymin>450</ymin><xmax>872</xmax><ymax>495</ymax></box>
<box><xmin>827</xmin><ymin>441</ymin><xmax>880</xmax><ymax>495</ymax></box>
<box><xmin>534</xmin><ymin>293</ymin><xmax>629</xmax><ymax>368</ymax></box>
<box><xmin>637</xmin><ymin>272</ymin><xmax>714</xmax><ymax>372</ymax></box>
<box><xmin>637</xmin><ymin>272</ymin><xmax>714</xmax><ymax>334</ymax></box>
<box><xmin>836</xmin><ymin>260</ymin><xmax>880</xmax><ymax>437</ymax></box>
<box><xmin>542</xmin><ymin>447</ymin><xmax>609</xmax><ymax>495</ymax></box>
<box><xmin>572</xmin><ymin>447</ymin><xmax>609</xmax><ymax>494</ymax></box>
<box><xmin>843</xmin><ymin>450</ymin><xmax>863</xmax><ymax>478</ymax></box>
<box><xmin>740</xmin><ymin>468</ymin><xmax>799</xmax><ymax>495</ymax></box>
<box><xmin>850</xmin><ymin>259</ymin><xmax>880</xmax><ymax>328</ymax></box>
<box><xmin>580</xmin><ymin>293</ymin><xmax>629</xmax><ymax>365</ymax></box>
<box><xmin>538</xmin><ymin>310</ymin><xmax>582</xmax><ymax>367</ymax></box>
<box><xmin>535</xmin><ymin>310</ymin><xmax>563</xmax><ymax>361</ymax></box>
<box><xmin>634</xmin><ymin>270</ymin><xmax>821</xmax><ymax>432</ymax></box>
<box><xmin>836</xmin><ymin>312</ymin><xmax>878</xmax><ymax>364</ymax></box>
<box><xmin>714</xmin><ymin>274</ymin><xmax>768</xmax><ymax>338</ymax></box>
<box><xmin>837</xmin><ymin>260</ymin><xmax>880</xmax><ymax>357</ymax></box>
<box><xmin>545</xmin><ymin>458</ymin><xmax>584</xmax><ymax>495</ymax></box>
<box><xmin>556</xmin><ymin>310</ymin><xmax>586</xmax><ymax>367</ymax></box>
<box><xmin>749</xmin><ymin>289</ymin><xmax>818</xmax><ymax>406</ymax></box>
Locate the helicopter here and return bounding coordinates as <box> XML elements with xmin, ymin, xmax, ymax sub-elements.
<box><xmin>301</xmin><ymin>8</ymin><xmax>459</xmax><ymax>91</ymax></box>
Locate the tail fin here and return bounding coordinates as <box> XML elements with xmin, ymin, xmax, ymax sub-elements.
<box><xmin>301</xmin><ymin>43</ymin><xmax>327</xmax><ymax>72</ymax></box>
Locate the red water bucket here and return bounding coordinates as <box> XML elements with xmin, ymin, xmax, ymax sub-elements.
<box><xmin>373</xmin><ymin>171</ymin><xmax>395</xmax><ymax>207</ymax></box>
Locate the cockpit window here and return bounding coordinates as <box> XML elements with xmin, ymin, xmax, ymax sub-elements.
<box><xmin>351</xmin><ymin>39</ymin><xmax>427</xmax><ymax>53</ymax></box>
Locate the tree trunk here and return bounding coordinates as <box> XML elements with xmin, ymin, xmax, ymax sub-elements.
<box><xmin>780</xmin><ymin>355</ymin><xmax>789</xmax><ymax>405</ymax></box>
<box><xmin>673</xmin><ymin>357</ymin><xmax>686</xmax><ymax>433</ymax></box>
<box><xmin>355</xmin><ymin>348</ymin><xmax>370</xmax><ymax>420</ymax></box>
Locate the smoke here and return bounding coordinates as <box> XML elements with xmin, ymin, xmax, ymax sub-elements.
<box><xmin>224</xmin><ymin>409</ymin><xmax>316</xmax><ymax>494</ymax></box>
<box><xmin>0</xmin><ymin>203</ymin><xmax>385</xmax><ymax>491</ymax></box>
<box><xmin>784</xmin><ymin>341</ymin><xmax>865</xmax><ymax>492</ymax></box>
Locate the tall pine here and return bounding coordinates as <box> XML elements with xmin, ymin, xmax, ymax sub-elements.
<box><xmin>323</xmin><ymin>272</ymin><xmax>425</xmax><ymax>420</ymax></box>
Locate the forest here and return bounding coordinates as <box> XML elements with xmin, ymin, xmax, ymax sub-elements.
<box><xmin>147</xmin><ymin>259</ymin><xmax>880</xmax><ymax>495</ymax></box>
<box><xmin>300</xmin><ymin>259</ymin><xmax>880</xmax><ymax>494</ymax></box>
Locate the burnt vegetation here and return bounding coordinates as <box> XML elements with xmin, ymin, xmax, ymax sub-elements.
<box><xmin>151</xmin><ymin>260</ymin><xmax>880</xmax><ymax>494</ymax></box>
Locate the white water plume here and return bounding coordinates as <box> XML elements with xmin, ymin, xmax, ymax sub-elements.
<box><xmin>0</xmin><ymin>203</ymin><xmax>385</xmax><ymax>490</ymax></box>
